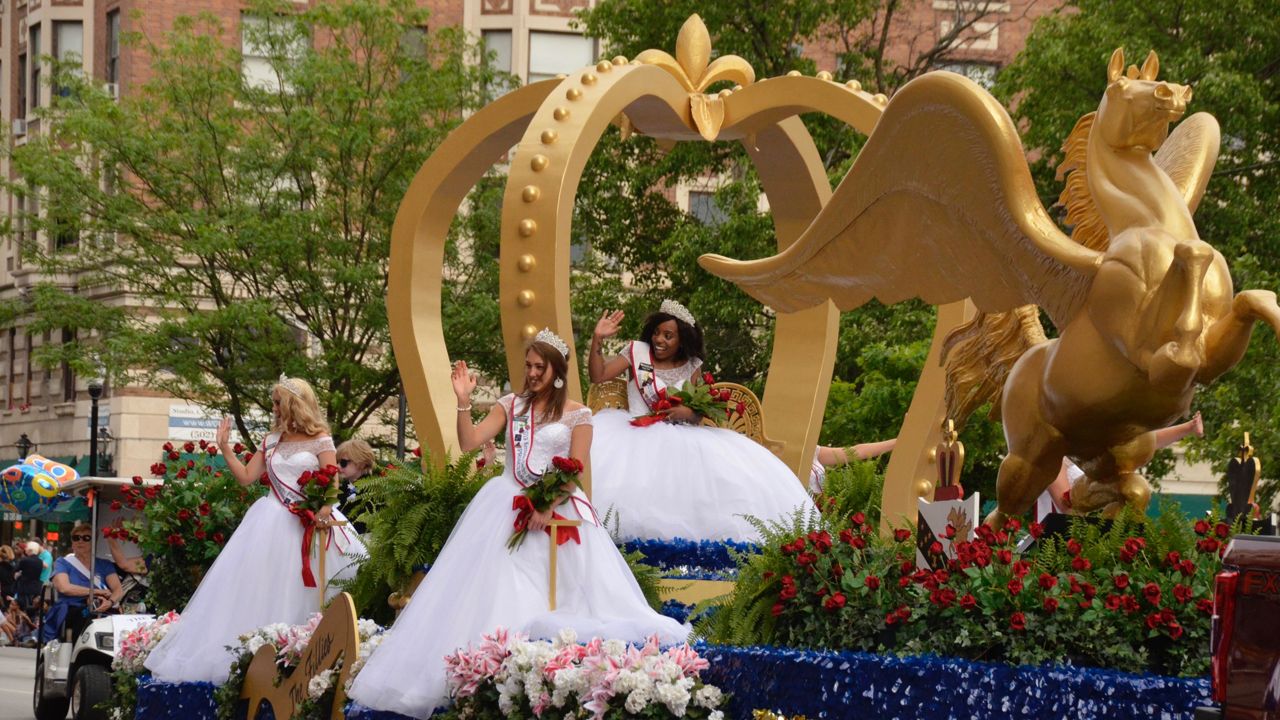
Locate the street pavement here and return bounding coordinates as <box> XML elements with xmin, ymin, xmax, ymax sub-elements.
<box><xmin>0</xmin><ymin>647</ymin><xmax>44</xmax><ymax>720</ymax></box>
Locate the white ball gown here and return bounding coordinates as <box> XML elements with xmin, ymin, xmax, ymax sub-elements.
<box><xmin>591</xmin><ymin>342</ymin><xmax>818</xmax><ymax>542</ymax></box>
<box><xmin>347</xmin><ymin>395</ymin><xmax>688</xmax><ymax>718</ymax></box>
<box><xmin>145</xmin><ymin>433</ymin><xmax>366</xmax><ymax>683</ymax></box>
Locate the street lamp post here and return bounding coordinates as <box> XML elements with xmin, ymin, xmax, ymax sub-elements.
<box><xmin>88</xmin><ymin>378</ymin><xmax>104</xmax><ymax>476</ymax></box>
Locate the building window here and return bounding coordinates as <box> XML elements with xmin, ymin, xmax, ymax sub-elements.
<box><xmin>51</xmin><ymin>201</ymin><xmax>79</xmax><ymax>251</ymax></box>
<box><xmin>688</xmin><ymin>190</ymin><xmax>728</xmax><ymax>226</ymax></box>
<box><xmin>106</xmin><ymin>11</ymin><xmax>121</xmax><ymax>85</ymax></box>
<box><xmin>61</xmin><ymin>328</ymin><xmax>75</xmax><ymax>402</ymax></box>
<box><xmin>481</xmin><ymin>30</ymin><xmax>513</xmax><ymax>97</ymax></box>
<box><xmin>528</xmin><ymin>31</ymin><xmax>595</xmax><ymax>83</ymax></box>
<box><xmin>939</xmin><ymin>61</ymin><xmax>998</xmax><ymax>89</ymax></box>
<box><xmin>25</xmin><ymin>190</ymin><xmax>40</xmax><ymax>249</ymax></box>
<box><xmin>241</xmin><ymin>14</ymin><xmax>305</xmax><ymax>93</ymax></box>
<box><xmin>18</xmin><ymin>54</ymin><xmax>27</xmax><ymax>117</ymax></box>
<box><xmin>29</xmin><ymin>25</ymin><xmax>41</xmax><ymax>111</ymax></box>
<box><xmin>52</xmin><ymin>21</ymin><xmax>84</xmax><ymax>99</ymax></box>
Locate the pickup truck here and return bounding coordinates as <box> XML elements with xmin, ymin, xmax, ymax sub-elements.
<box><xmin>1197</xmin><ymin>535</ymin><xmax>1280</xmax><ymax>720</ymax></box>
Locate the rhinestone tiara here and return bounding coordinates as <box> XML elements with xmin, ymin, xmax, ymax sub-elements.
<box><xmin>659</xmin><ymin>299</ymin><xmax>696</xmax><ymax>327</ymax></box>
<box><xmin>534</xmin><ymin>328</ymin><xmax>570</xmax><ymax>358</ymax></box>
<box><xmin>277</xmin><ymin>373</ymin><xmax>304</xmax><ymax>398</ymax></box>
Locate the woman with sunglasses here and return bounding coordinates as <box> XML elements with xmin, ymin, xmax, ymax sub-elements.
<box><xmin>145</xmin><ymin>376</ymin><xmax>366</xmax><ymax>684</ymax></box>
<box><xmin>335</xmin><ymin>439</ymin><xmax>375</xmax><ymax>533</ymax></box>
<box><xmin>41</xmin><ymin>524</ymin><xmax>123</xmax><ymax>643</ymax></box>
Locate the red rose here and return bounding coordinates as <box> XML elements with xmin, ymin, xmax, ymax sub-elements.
<box><xmin>1071</xmin><ymin>556</ymin><xmax>1093</xmax><ymax>572</ymax></box>
<box><xmin>1029</xmin><ymin>522</ymin><xmax>1044</xmax><ymax>539</ymax></box>
<box><xmin>1196</xmin><ymin>538</ymin><xmax>1220</xmax><ymax>553</ymax></box>
<box><xmin>1082</xmin><ymin>583</ymin><xmax>1097</xmax><ymax>600</ymax></box>
<box><xmin>150</xmin><ymin>463</ymin><xmax>167</xmax><ymax>476</ymax></box>
<box><xmin>812</xmin><ymin>530</ymin><xmax>833</xmax><ymax>552</ymax></box>
<box><xmin>703</xmin><ymin>372</ymin><xmax>715</xmax><ymax>385</ymax></box>
<box><xmin>1066</xmin><ymin>539</ymin><xmax>1082</xmax><ymax>556</ymax></box>
<box><xmin>199</xmin><ymin>502</ymin><xmax>211</xmax><ymax>516</ymax></box>
<box><xmin>233</xmin><ymin>442</ymin><xmax>245</xmax><ymax>453</ymax></box>
<box><xmin>167</xmin><ymin>451</ymin><xmax>180</xmax><ymax>461</ymax></box>
<box><xmin>831</xmin><ymin>563</ymin><xmax>844</xmax><ymax>578</ymax></box>
<box><xmin>1142</xmin><ymin>582</ymin><xmax>1162</xmax><ymax>606</ymax></box>
<box><xmin>1168</xmin><ymin>621</ymin><xmax>1184</xmax><ymax>640</ymax></box>
<box><xmin>823</xmin><ymin>592</ymin><xmax>846</xmax><ymax>611</ymax></box>
<box><xmin>865</xmin><ymin>575</ymin><xmax>881</xmax><ymax>591</ymax></box>
<box><xmin>1113</xmin><ymin>573</ymin><xmax>1130</xmax><ymax>590</ymax></box>
<box><xmin>1172</xmin><ymin>584</ymin><xmax>1193</xmax><ymax>604</ymax></box>
<box><xmin>163</xmin><ymin>441</ymin><xmax>175</xmax><ymax>452</ymax></box>
<box><xmin>207</xmin><ymin>446</ymin><xmax>218</xmax><ymax>456</ymax></box>
<box><xmin>259</xmin><ymin>473</ymin><xmax>271</xmax><ymax>486</ymax></box>
<box><xmin>1012</xmin><ymin>560</ymin><xmax>1031</xmax><ymax>578</ymax></box>
<box><xmin>1005</xmin><ymin>518</ymin><xmax>1022</xmax><ymax>533</ymax></box>
<box><xmin>110</xmin><ymin>500</ymin><xmax>122</xmax><ymax>511</ymax></box>
<box><xmin>186</xmin><ymin>459</ymin><xmax>195</xmax><ymax>469</ymax></box>
<box><xmin>1165</xmin><ymin>551</ymin><xmax>1181</xmax><ymax>567</ymax></box>
<box><xmin>194</xmin><ymin>529</ymin><xmax>207</xmax><ymax>540</ymax></box>
<box><xmin>166</xmin><ymin>533</ymin><xmax>185</xmax><ymax>546</ymax></box>
<box><xmin>1193</xmin><ymin>519</ymin><xmax>1210</xmax><ymax>536</ymax></box>
<box><xmin>1038</xmin><ymin>573</ymin><xmax>1058</xmax><ymax>590</ymax></box>
<box><xmin>1010</xmin><ymin>612</ymin><xmax>1026</xmax><ymax>631</ymax></box>
<box><xmin>781</xmin><ymin>574</ymin><xmax>795</xmax><ymax>587</ymax></box>
<box><xmin>213</xmin><ymin>532</ymin><xmax>226</xmax><ymax>544</ymax></box>
<box><xmin>132</xmin><ymin>475</ymin><xmax>144</xmax><ymax>485</ymax></box>
<box><xmin>1007</xmin><ymin>578</ymin><xmax>1023</xmax><ymax>596</ymax></box>
<box><xmin>779</xmin><ymin>586</ymin><xmax>797</xmax><ymax>600</ymax></box>
<box><xmin>959</xmin><ymin>594</ymin><xmax>977</xmax><ymax>610</ymax></box>
<box><xmin>1179</xmin><ymin>560</ymin><xmax>1195</xmax><ymax>577</ymax></box>
<box><xmin>839</xmin><ymin>528</ymin><xmax>854</xmax><ymax>545</ymax></box>
<box><xmin>771</xmin><ymin>603</ymin><xmax>785</xmax><ymax>616</ymax></box>
<box><xmin>1145</xmin><ymin>612</ymin><xmax>1162</xmax><ymax>630</ymax></box>
<box><xmin>412</xmin><ymin>447</ymin><xmax>423</xmax><ymax>458</ymax></box>
<box><xmin>476</xmin><ymin>458</ymin><xmax>487</xmax><ymax>470</ymax></box>
<box><xmin>895</xmin><ymin>606</ymin><xmax>911</xmax><ymax>621</ymax></box>
<box><xmin>929</xmin><ymin>541</ymin><xmax>943</xmax><ymax>555</ymax></box>
<box><xmin>177</xmin><ymin>509</ymin><xmax>192</xmax><ymax>521</ymax></box>
<box><xmin>996</xmin><ymin>550</ymin><xmax>1013</xmax><ymax>565</ymax></box>
<box><xmin>898</xmin><ymin>577</ymin><xmax>912</xmax><ymax>589</ymax></box>
<box><xmin>851</xmin><ymin>536</ymin><xmax>867</xmax><ymax>549</ymax></box>
<box><xmin>894</xmin><ymin>528</ymin><xmax>911</xmax><ymax>542</ymax></box>
<box><xmin>176</xmin><ymin>468</ymin><xmax>188</xmax><ymax>479</ymax></box>
<box><xmin>1043</xmin><ymin>597</ymin><xmax>1060</xmax><ymax>613</ymax></box>
<box><xmin>1122</xmin><ymin>595</ymin><xmax>1140</xmax><ymax>613</ymax></box>
<box><xmin>885</xmin><ymin>612</ymin><xmax>899</xmax><ymax>626</ymax></box>
<box><xmin>944</xmin><ymin>524</ymin><xmax>957</xmax><ymax>539</ymax></box>
<box><xmin>851</xmin><ymin>512</ymin><xmax>867</xmax><ymax>525</ymax></box>
<box><xmin>1196</xmin><ymin>598</ymin><xmax>1214</xmax><ymax>615</ymax></box>
<box><xmin>1214</xmin><ymin>522</ymin><xmax>1230</xmax><ymax>539</ymax></box>
<box><xmin>1078</xmin><ymin>599</ymin><xmax>1094</xmax><ymax>609</ymax></box>
<box><xmin>144</xmin><ymin>487</ymin><xmax>159</xmax><ymax>499</ymax></box>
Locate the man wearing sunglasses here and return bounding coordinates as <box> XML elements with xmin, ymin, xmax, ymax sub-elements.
<box><xmin>42</xmin><ymin>524</ymin><xmax>124</xmax><ymax>643</ymax></box>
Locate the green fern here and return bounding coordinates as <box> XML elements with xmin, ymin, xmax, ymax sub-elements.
<box><xmin>340</xmin><ymin>451</ymin><xmax>492</xmax><ymax>623</ymax></box>
<box><xmin>819</xmin><ymin>460</ymin><xmax>885</xmax><ymax>523</ymax></box>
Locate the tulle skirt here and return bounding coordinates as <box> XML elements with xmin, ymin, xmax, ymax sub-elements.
<box><xmin>347</xmin><ymin>473</ymin><xmax>688</xmax><ymax>718</ymax></box>
<box><xmin>591</xmin><ymin>409</ymin><xmax>817</xmax><ymax>542</ymax></box>
<box><xmin>144</xmin><ymin>496</ymin><xmax>365</xmax><ymax>683</ymax></box>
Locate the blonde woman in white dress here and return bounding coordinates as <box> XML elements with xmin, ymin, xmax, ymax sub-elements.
<box><xmin>348</xmin><ymin>331</ymin><xmax>687</xmax><ymax>718</ymax></box>
<box><xmin>145</xmin><ymin>377</ymin><xmax>364</xmax><ymax>683</ymax></box>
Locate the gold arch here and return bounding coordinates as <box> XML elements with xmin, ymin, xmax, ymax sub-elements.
<box><xmin>392</xmin><ymin>20</ymin><xmax>972</xmax><ymax>520</ymax></box>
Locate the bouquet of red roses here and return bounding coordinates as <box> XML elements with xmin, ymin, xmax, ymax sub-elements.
<box><xmin>508</xmin><ymin>456</ymin><xmax>584</xmax><ymax>551</ymax></box>
<box><xmin>291</xmin><ymin>464</ymin><xmax>341</xmax><ymax>587</ymax></box>
<box><xmin>630</xmin><ymin>371</ymin><xmax>738</xmax><ymax>427</ymax></box>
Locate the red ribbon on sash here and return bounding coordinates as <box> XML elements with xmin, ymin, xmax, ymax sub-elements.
<box><xmin>289</xmin><ymin>505</ymin><xmax>319</xmax><ymax>588</ymax></box>
<box><xmin>511</xmin><ymin>495</ymin><xmax>580</xmax><ymax>546</ymax></box>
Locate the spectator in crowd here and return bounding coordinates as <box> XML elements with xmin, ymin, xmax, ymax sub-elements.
<box><xmin>36</xmin><ymin>540</ymin><xmax>53</xmax><ymax>584</ymax></box>
<box><xmin>14</xmin><ymin>542</ymin><xmax>45</xmax><ymax>613</ymax></box>
<box><xmin>0</xmin><ymin>545</ymin><xmax>16</xmax><ymax>602</ymax></box>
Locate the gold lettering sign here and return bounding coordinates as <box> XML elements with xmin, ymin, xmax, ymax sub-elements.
<box><xmin>241</xmin><ymin>592</ymin><xmax>359</xmax><ymax>720</ymax></box>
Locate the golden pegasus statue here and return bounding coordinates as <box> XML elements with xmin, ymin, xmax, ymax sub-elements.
<box><xmin>699</xmin><ymin>48</ymin><xmax>1280</xmax><ymax>524</ymax></box>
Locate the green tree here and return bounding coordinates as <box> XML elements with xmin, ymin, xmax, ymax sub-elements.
<box><xmin>993</xmin><ymin>0</ymin><xmax>1280</xmax><ymax>507</ymax></box>
<box><xmin>2</xmin><ymin>0</ymin><xmax>494</xmax><ymax>444</ymax></box>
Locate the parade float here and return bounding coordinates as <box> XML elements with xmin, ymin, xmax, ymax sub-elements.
<box><xmin>107</xmin><ymin>14</ymin><xmax>1280</xmax><ymax>720</ymax></box>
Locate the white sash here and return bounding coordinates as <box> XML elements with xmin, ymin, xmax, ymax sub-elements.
<box><xmin>64</xmin><ymin>554</ymin><xmax>105</xmax><ymax>590</ymax></box>
<box><xmin>629</xmin><ymin>341</ymin><xmax>668</xmax><ymax>411</ymax></box>
<box><xmin>509</xmin><ymin>398</ymin><xmax>543</xmax><ymax>487</ymax></box>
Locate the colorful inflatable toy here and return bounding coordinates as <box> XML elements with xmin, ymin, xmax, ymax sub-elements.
<box><xmin>0</xmin><ymin>454</ymin><xmax>76</xmax><ymax>515</ymax></box>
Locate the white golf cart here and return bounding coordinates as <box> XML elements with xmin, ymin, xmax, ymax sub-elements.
<box><xmin>31</xmin><ymin>475</ymin><xmax>160</xmax><ymax>720</ymax></box>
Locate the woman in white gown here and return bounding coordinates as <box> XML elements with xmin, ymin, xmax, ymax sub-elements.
<box><xmin>587</xmin><ymin>301</ymin><xmax>818</xmax><ymax>542</ymax></box>
<box><xmin>348</xmin><ymin>330</ymin><xmax>688</xmax><ymax>718</ymax></box>
<box><xmin>145</xmin><ymin>377</ymin><xmax>364</xmax><ymax>683</ymax></box>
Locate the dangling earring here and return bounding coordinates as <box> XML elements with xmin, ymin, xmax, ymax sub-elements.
<box><xmin>553</xmin><ymin>377</ymin><xmax>565</xmax><ymax>389</ymax></box>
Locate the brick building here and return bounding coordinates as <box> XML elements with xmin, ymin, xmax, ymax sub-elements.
<box><xmin>6</xmin><ymin>0</ymin><xmax>1154</xmax><ymax>520</ymax></box>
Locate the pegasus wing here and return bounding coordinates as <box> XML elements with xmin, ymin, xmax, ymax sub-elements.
<box><xmin>700</xmin><ymin>71</ymin><xmax>1102</xmax><ymax>327</ymax></box>
<box><xmin>1155</xmin><ymin>111</ymin><xmax>1220</xmax><ymax>214</ymax></box>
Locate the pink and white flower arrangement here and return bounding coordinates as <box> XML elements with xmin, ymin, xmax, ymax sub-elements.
<box><xmin>444</xmin><ymin>627</ymin><xmax>727</xmax><ymax>719</ymax></box>
<box><xmin>112</xmin><ymin>611</ymin><xmax>180</xmax><ymax>674</ymax></box>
